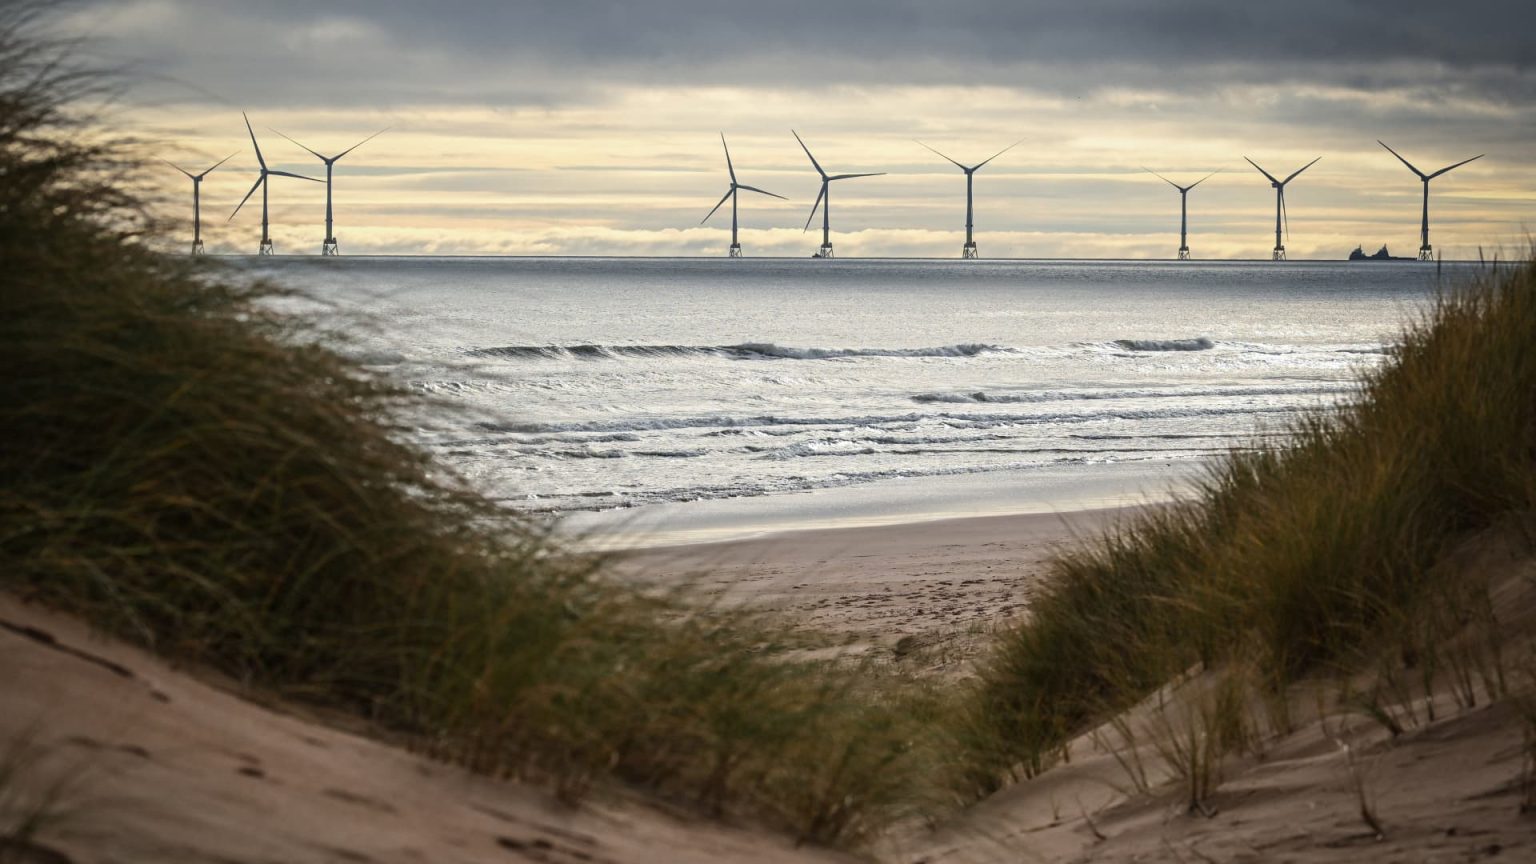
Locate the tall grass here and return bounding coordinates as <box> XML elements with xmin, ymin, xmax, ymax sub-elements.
<box><xmin>0</xmin><ymin>7</ymin><xmax>937</xmax><ymax>845</ymax></box>
<box><xmin>956</xmin><ymin>255</ymin><xmax>1536</xmax><ymax>794</ymax></box>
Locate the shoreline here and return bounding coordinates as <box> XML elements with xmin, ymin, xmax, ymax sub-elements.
<box><xmin>561</xmin><ymin>458</ymin><xmax>1204</xmax><ymax>551</ymax></box>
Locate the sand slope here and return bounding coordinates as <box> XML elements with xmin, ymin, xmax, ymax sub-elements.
<box><xmin>0</xmin><ymin>595</ymin><xmax>852</xmax><ymax>864</ymax></box>
<box><xmin>6</xmin><ymin>511</ymin><xmax>1533</xmax><ymax>863</ymax></box>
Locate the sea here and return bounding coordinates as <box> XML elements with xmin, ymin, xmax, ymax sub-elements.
<box><xmin>245</xmin><ymin>257</ymin><xmax>1468</xmax><ymax>546</ymax></box>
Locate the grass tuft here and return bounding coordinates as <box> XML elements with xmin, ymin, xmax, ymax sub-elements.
<box><xmin>956</xmin><ymin>251</ymin><xmax>1536</xmax><ymax>792</ymax></box>
<box><xmin>0</xmin><ymin>7</ymin><xmax>937</xmax><ymax>846</ymax></box>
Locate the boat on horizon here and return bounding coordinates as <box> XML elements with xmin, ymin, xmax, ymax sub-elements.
<box><xmin>1348</xmin><ymin>244</ymin><xmax>1416</xmax><ymax>262</ymax></box>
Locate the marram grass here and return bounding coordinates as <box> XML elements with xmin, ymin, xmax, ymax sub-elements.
<box><xmin>955</xmin><ymin>253</ymin><xmax>1536</xmax><ymax>794</ymax></box>
<box><xmin>0</xmin><ymin>8</ymin><xmax>940</xmax><ymax>846</ymax></box>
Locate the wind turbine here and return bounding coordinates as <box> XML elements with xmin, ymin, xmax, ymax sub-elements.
<box><xmin>792</xmin><ymin>130</ymin><xmax>884</xmax><ymax>259</ymax></box>
<box><xmin>1244</xmin><ymin>156</ymin><xmax>1320</xmax><ymax>261</ymax></box>
<box><xmin>1377</xmin><ymin>141</ymin><xmax>1483</xmax><ymax>262</ymax></box>
<box><xmin>229</xmin><ymin>112</ymin><xmax>320</xmax><ymax>255</ymax></box>
<box><xmin>163</xmin><ymin>152</ymin><xmax>235</xmax><ymax>255</ymax></box>
<box><xmin>917</xmin><ymin>140</ymin><xmax>1019</xmax><ymax>259</ymax></box>
<box><xmin>702</xmin><ymin>134</ymin><xmax>786</xmax><ymax>257</ymax></box>
<box><xmin>1143</xmin><ymin>167</ymin><xmax>1220</xmax><ymax>260</ymax></box>
<box><xmin>271</xmin><ymin>125</ymin><xmax>389</xmax><ymax>255</ymax></box>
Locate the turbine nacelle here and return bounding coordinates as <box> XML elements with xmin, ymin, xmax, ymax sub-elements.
<box><xmin>268</xmin><ymin>122</ymin><xmax>388</xmax><ymax>255</ymax></box>
<box><xmin>919</xmin><ymin>139</ymin><xmax>1021</xmax><ymax>258</ymax></box>
<box><xmin>229</xmin><ymin>112</ymin><xmax>321</xmax><ymax>255</ymax></box>
<box><xmin>1245</xmin><ymin>156</ymin><xmax>1320</xmax><ymax>261</ymax></box>
<box><xmin>792</xmin><ymin>130</ymin><xmax>884</xmax><ymax>257</ymax></box>
<box><xmin>1377</xmin><ymin>141</ymin><xmax>1484</xmax><ymax>260</ymax></box>
<box><xmin>702</xmin><ymin>134</ymin><xmax>786</xmax><ymax>257</ymax></box>
<box><xmin>1144</xmin><ymin>167</ymin><xmax>1220</xmax><ymax>260</ymax></box>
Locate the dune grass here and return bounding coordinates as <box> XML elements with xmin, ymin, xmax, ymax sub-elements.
<box><xmin>0</xmin><ymin>8</ymin><xmax>942</xmax><ymax>846</ymax></box>
<box><xmin>954</xmin><ymin>254</ymin><xmax>1536</xmax><ymax>795</ymax></box>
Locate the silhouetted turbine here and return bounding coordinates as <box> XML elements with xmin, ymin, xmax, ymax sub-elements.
<box><xmin>1244</xmin><ymin>156</ymin><xmax>1320</xmax><ymax>261</ymax></box>
<box><xmin>1143</xmin><ymin>167</ymin><xmax>1220</xmax><ymax>260</ymax></box>
<box><xmin>229</xmin><ymin>113</ymin><xmax>320</xmax><ymax>255</ymax></box>
<box><xmin>164</xmin><ymin>152</ymin><xmax>235</xmax><ymax>255</ymax></box>
<box><xmin>702</xmin><ymin>134</ymin><xmax>786</xmax><ymax>258</ymax></box>
<box><xmin>917</xmin><ymin>140</ymin><xmax>1020</xmax><ymax>259</ymax></box>
<box><xmin>1377</xmin><ymin>141</ymin><xmax>1483</xmax><ymax>262</ymax></box>
<box><xmin>271</xmin><ymin>125</ymin><xmax>389</xmax><ymax>255</ymax></box>
<box><xmin>792</xmin><ymin>130</ymin><xmax>883</xmax><ymax>259</ymax></box>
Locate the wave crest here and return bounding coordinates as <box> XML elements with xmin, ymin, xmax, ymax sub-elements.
<box><xmin>468</xmin><ymin>342</ymin><xmax>1006</xmax><ymax>361</ymax></box>
<box><xmin>1109</xmin><ymin>337</ymin><xmax>1215</xmax><ymax>352</ymax></box>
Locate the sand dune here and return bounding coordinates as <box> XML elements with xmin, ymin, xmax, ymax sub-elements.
<box><xmin>0</xmin><ymin>595</ymin><xmax>852</xmax><ymax>864</ymax></box>
<box><xmin>5</xmin><ymin>511</ymin><xmax>1533</xmax><ymax>863</ymax></box>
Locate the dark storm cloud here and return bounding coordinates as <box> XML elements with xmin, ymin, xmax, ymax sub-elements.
<box><xmin>71</xmin><ymin>0</ymin><xmax>1536</xmax><ymax>107</ymax></box>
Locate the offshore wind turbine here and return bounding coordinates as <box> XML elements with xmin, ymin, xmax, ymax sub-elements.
<box><xmin>1143</xmin><ymin>167</ymin><xmax>1219</xmax><ymax>260</ymax></box>
<box><xmin>1377</xmin><ymin>141</ymin><xmax>1483</xmax><ymax>262</ymax></box>
<box><xmin>792</xmin><ymin>130</ymin><xmax>884</xmax><ymax>259</ymax></box>
<box><xmin>701</xmin><ymin>134</ymin><xmax>786</xmax><ymax>257</ymax></box>
<box><xmin>1244</xmin><ymin>156</ymin><xmax>1320</xmax><ymax>261</ymax></box>
<box><xmin>229</xmin><ymin>113</ymin><xmax>320</xmax><ymax>255</ymax></box>
<box><xmin>916</xmin><ymin>140</ymin><xmax>1019</xmax><ymax>259</ymax></box>
<box><xmin>271</xmin><ymin>125</ymin><xmax>389</xmax><ymax>255</ymax></box>
<box><xmin>163</xmin><ymin>152</ymin><xmax>235</xmax><ymax>255</ymax></box>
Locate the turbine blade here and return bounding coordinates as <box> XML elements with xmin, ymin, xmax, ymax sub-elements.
<box><xmin>162</xmin><ymin>159</ymin><xmax>195</xmax><ymax>179</ymax></box>
<box><xmin>1281</xmin><ymin>189</ymin><xmax>1290</xmax><ymax>242</ymax></box>
<box><xmin>720</xmin><ymin>132</ymin><xmax>737</xmax><ymax>184</ymax></box>
<box><xmin>702</xmin><ymin>188</ymin><xmax>733</xmax><ymax>224</ymax></box>
<box><xmin>270</xmin><ymin>127</ymin><xmax>326</xmax><ymax>161</ymax></box>
<box><xmin>736</xmin><ymin>183</ymin><xmax>786</xmax><ymax>200</ymax></box>
<box><xmin>792</xmin><ymin>130</ymin><xmax>827</xmax><ymax>179</ymax></box>
<box><xmin>1427</xmin><ymin>153</ymin><xmax>1484</xmax><ymax>180</ymax></box>
<box><xmin>242</xmin><ymin>111</ymin><xmax>266</xmax><ymax>170</ymax></box>
<box><xmin>916</xmin><ymin>140</ymin><xmax>966</xmax><ymax>170</ymax></box>
<box><xmin>803</xmin><ymin>184</ymin><xmax>826</xmax><ymax>232</ymax></box>
<box><xmin>1243</xmin><ymin>157</ymin><xmax>1280</xmax><ymax>185</ymax></box>
<box><xmin>1187</xmin><ymin>167</ymin><xmax>1222</xmax><ymax>190</ymax></box>
<box><xmin>1377</xmin><ymin>140</ymin><xmax>1426</xmax><ymax>180</ymax></box>
<box><xmin>269</xmin><ymin>169</ymin><xmax>322</xmax><ymax>182</ymax></box>
<box><xmin>1142</xmin><ymin>166</ymin><xmax>1180</xmax><ymax>190</ymax></box>
<box><xmin>974</xmin><ymin>139</ymin><xmax>1022</xmax><ymax>170</ymax></box>
<box><xmin>1282</xmin><ymin>156</ymin><xmax>1321</xmax><ymax>185</ymax></box>
<box><xmin>335</xmin><ymin>126</ymin><xmax>389</xmax><ymax>161</ymax></box>
<box><xmin>828</xmin><ymin>172</ymin><xmax>884</xmax><ymax>181</ymax></box>
<box><xmin>199</xmin><ymin>151</ymin><xmax>238</xmax><ymax>178</ymax></box>
<box><xmin>229</xmin><ymin>175</ymin><xmax>263</xmax><ymax>221</ymax></box>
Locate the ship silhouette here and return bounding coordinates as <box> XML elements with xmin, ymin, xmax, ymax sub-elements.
<box><xmin>1348</xmin><ymin>244</ymin><xmax>1415</xmax><ymax>261</ymax></box>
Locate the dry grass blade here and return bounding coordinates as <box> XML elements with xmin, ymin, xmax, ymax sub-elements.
<box><xmin>955</xmin><ymin>250</ymin><xmax>1536</xmax><ymax>793</ymax></box>
<box><xmin>0</xmin><ymin>7</ymin><xmax>943</xmax><ymax>848</ymax></box>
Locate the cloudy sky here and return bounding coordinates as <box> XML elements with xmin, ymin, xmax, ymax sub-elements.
<box><xmin>60</xmin><ymin>0</ymin><xmax>1536</xmax><ymax>258</ymax></box>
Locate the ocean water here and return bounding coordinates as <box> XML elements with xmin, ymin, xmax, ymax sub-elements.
<box><xmin>246</xmin><ymin>257</ymin><xmax>1466</xmax><ymax>542</ymax></box>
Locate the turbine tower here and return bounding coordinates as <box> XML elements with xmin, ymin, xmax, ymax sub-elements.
<box><xmin>1244</xmin><ymin>156</ymin><xmax>1320</xmax><ymax>261</ymax></box>
<box><xmin>916</xmin><ymin>140</ymin><xmax>1019</xmax><ymax>259</ymax></box>
<box><xmin>229</xmin><ymin>113</ymin><xmax>320</xmax><ymax>256</ymax></box>
<box><xmin>701</xmin><ymin>134</ymin><xmax>786</xmax><ymax>257</ymax></box>
<box><xmin>164</xmin><ymin>152</ymin><xmax>235</xmax><ymax>255</ymax></box>
<box><xmin>271</xmin><ymin>125</ymin><xmax>389</xmax><ymax>255</ymax></box>
<box><xmin>1143</xmin><ymin>167</ymin><xmax>1219</xmax><ymax>260</ymax></box>
<box><xmin>1377</xmin><ymin>141</ymin><xmax>1483</xmax><ymax>262</ymax></box>
<box><xmin>792</xmin><ymin>130</ymin><xmax>883</xmax><ymax>259</ymax></box>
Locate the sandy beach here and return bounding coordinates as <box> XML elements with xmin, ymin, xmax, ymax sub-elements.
<box><xmin>611</xmin><ymin>506</ymin><xmax>1140</xmax><ymax>670</ymax></box>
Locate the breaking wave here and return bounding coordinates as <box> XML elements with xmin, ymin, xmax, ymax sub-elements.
<box><xmin>911</xmin><ymin>383</ymin><xmax>1354</xmax><ymax>405</ymax></box>
<box><xmin>467</xmin><ymin>342</ymin><xmax>1008</xmax><ymax>361</ymax></box>
<box><xmin>1109</xmin><ymin>337</ymin><xmax>1215</xmax><ymax>352</ymax></box>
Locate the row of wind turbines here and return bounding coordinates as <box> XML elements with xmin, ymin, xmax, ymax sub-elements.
<box><xmin>165</xmin><ymin>113</ymin><xmax>385</xmax><ymax>255</ymax></box>
<box><xmin>168</xmin><ymin>119</ymin><xmax>1483</xmax><ymax>261</ymax></box>
<box><xmin>704</xmin><ymin>133</ymin><xmax>1484</xmax><ymax>261</ymax></box>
